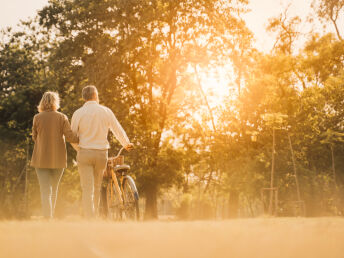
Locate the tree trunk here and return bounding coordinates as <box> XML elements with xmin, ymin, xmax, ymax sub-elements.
<box><xmin>330</xmin><ymin>144</ymin><xmax>337</xmax><ymax>189</ymax></box>
<box><xmin>194</xmin><ymin>64</ymin><xmax>217</xmax><ymax>132</ymax></box>
<box><xmin>24</xmin><ymin>142</ymin><xmax>30</xmax><ymax>217</ymax></box>
<box><xmin>144</xmin><ymin>185</ymin><xmax>158</xmax><ymax>220</ymax></box>
<box><xmin>330</xmin><ymin>17</ymin><xmax>343</xmax><ymax>41</ymax></box>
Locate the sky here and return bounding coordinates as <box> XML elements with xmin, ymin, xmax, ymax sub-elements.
<box><xmin>0</xmin><ymin>0</ymin><xmax>316</xmax><ymax>52</ymax></box>
<box><xmin>244</xmin><ymin>0</ymin><xmax>314</xmax><ymax>51</ymax></box>
<box><xmin>0</xmin><ymin>0</ymin><xmax>47</xmax><ymax>28</ymax></box>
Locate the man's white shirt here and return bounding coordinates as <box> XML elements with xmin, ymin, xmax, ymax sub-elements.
<box><xmin>71</xmin><ymin>101</ymin><xmax>130</xmax><ymax>150</ymax></box>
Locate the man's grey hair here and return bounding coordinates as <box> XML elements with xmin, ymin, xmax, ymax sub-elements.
<box><xmin>82</xmin><ymin>85</ymin><xmax>98</xmax><ymax>101</ymax></box>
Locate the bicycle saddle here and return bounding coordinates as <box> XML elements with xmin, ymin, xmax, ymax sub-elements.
<box><xmin>114</xmin><ymin>164</ymin><xmax>130</xmax><ymax>171</ymax></box>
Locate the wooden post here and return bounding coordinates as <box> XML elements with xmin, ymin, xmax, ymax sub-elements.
<box><xmin>288</xmin><ymin>134</ymin><xmax>302</xmax><ymax>203</ymax></box>
<box><xmin>268</xmin><ymin>128</ymin><xmax>276</xmax><ymax>215</ymax></box>
<box><xmin>288</xmin><ymin>133</ymin><xmax>306</xmax><ymax>216</ymax></box>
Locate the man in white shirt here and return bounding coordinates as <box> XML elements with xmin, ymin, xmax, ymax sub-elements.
<box><xmin>71</xmin><ymin>85</ymin><xmax>133</xmax><ymax>218</ymax></box>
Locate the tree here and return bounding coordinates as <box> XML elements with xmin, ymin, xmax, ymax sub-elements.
<box><xmin>37</xmin><ymin>0</ymin><xmax>251</xmax><ymax>219</ymax></box>
<box><xmin>0</xmin><ymin>20</ymin><xmax>51</xmax><ymax>217</ymax></box>
<box><xmin>312</xmin><ymin>0</ymin><xmax>344</xmax><ymax>40</ymax></box>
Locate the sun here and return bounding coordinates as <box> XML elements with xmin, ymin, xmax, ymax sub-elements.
<box><xmin>182</xmin><ymin>63</ymin><xmax>236</xmax><ymax>129</ymax></box>
<box><xmin>196</xmin><ymin>64</ymin><xmax>235</xmax><ymax>109</ymax></box>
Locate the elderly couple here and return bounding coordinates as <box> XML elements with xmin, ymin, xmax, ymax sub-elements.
<box><xmin>30</xmin><ymin>85</ymin><xmax>133</xmax><ymax>219</ymax></box>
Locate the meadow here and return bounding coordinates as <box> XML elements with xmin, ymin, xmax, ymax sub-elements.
<box><xmin>1</xmin><ymin>218</ymin><xmax>343</xmax><ymax>258</ymax></box>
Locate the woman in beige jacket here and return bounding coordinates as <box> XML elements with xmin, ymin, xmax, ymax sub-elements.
<box><xmin>31</xmin><ymin>92</ymin><xmax>78</xmax><ymax>219</ymax></box>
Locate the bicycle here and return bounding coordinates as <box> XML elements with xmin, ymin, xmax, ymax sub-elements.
<box><xmin>100</xmin><ymin>147</ymin><xmax>140</xmax><ymax>220</ymax></box>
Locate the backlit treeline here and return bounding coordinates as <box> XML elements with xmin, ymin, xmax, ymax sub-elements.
<box><xmin>1</xmin><ymin>0</ymin><xmax>344</xmax><ymax>219</ymax></box>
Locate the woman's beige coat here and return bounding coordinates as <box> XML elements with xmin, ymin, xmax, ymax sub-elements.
<box><xmin>31</xmin><ymin>111</ymin><xmax>78</xmax><ymax>168</ymax></box>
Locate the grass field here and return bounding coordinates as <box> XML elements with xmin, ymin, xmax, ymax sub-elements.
<box><xmin>0</xmin><ymin>218</ymin><xmax>343</xmax><ymax>258</ymax></box>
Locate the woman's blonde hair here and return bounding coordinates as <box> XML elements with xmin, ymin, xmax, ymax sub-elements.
<box><xmin>37</xmin><ymin>91</ymin><xmax>60</xmax><ymax>112</ymax></box>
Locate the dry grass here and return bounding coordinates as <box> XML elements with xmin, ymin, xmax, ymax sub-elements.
<box><xmin>0</xmin><ymin>218</ymin><xmax>343</xmax><ymax>258</ymax></box>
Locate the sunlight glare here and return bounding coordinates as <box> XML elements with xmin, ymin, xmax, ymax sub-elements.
<box><xmin>195</xmin><ymin>64</ymin><xmax>235</xmax><ymax>109</ymax></box>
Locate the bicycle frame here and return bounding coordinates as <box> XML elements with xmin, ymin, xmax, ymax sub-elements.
<box><xmin>107</xmin><ymin>147</ymin><xmax>139</xmax><ymax>211</ymax></box>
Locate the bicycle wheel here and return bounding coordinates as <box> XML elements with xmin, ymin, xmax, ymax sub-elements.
<box><xmin>106</xmin><ymin>178</ymin><xmax>122</xmax><ymax>220</ymax></box>
<box><xmin>123</xmin><ymin>177</ymin><xmax>139</xmax><ymax>220</ymax></box>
